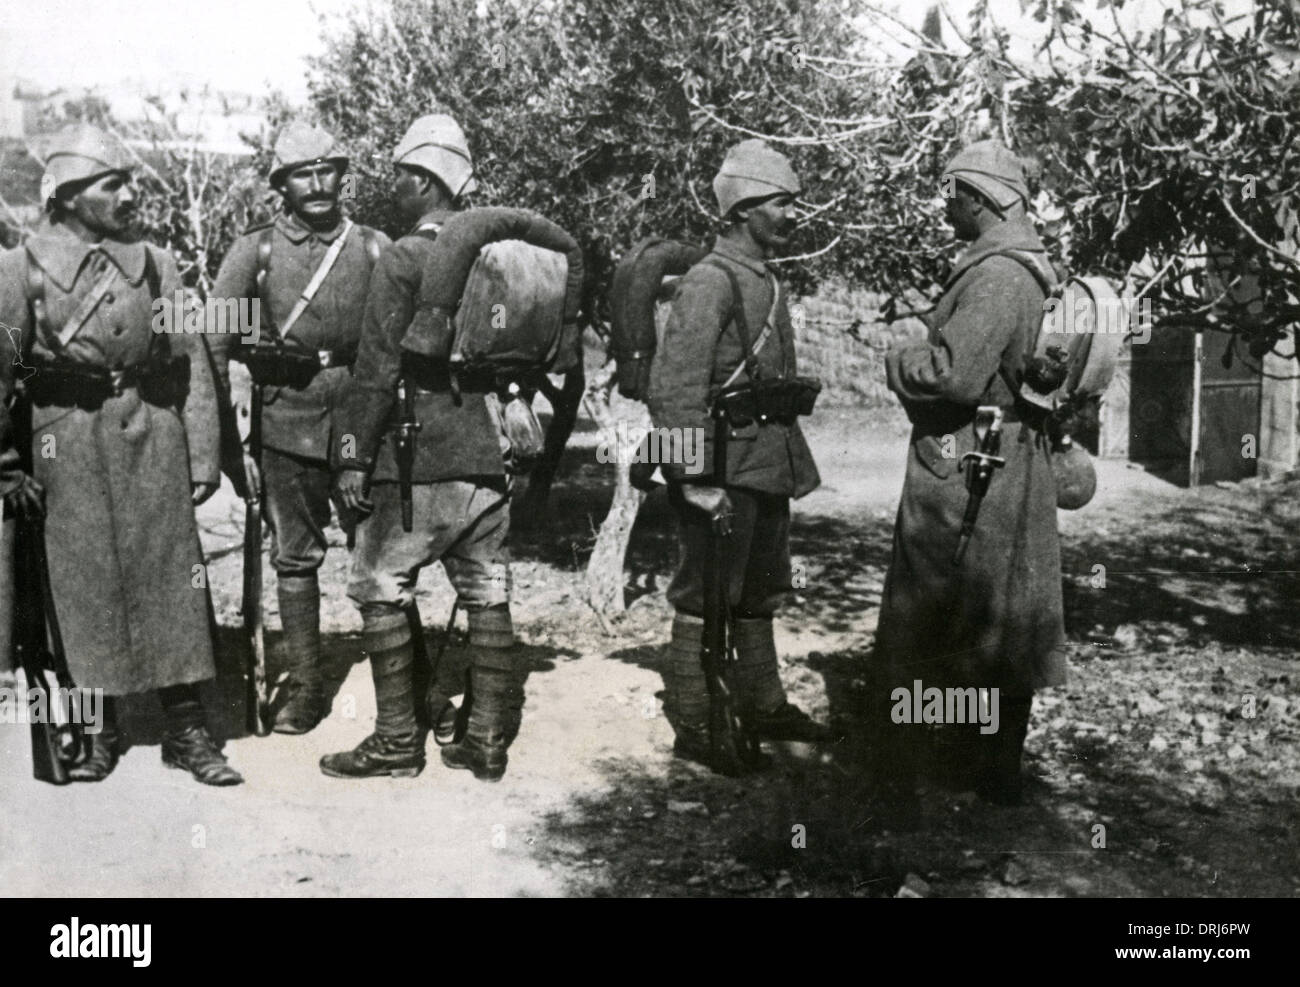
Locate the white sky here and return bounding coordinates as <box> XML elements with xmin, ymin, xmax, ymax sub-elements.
<box><xmin>0</xmin><ymin>0</ymin><xmax>1257</xmax><ymax>107</ymax></box>
<box><xmin>1</xmin><ymin>0</ymin><xmax>361</xmax><ymax>102</ymax></box>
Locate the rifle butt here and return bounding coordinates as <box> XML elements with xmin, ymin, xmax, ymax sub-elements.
<box><xmin>243</xmin><ymin>499</ymin><xmax>270</xmax><ymax>737</ymax></box>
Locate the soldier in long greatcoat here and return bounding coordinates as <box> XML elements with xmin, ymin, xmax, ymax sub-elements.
<box><xmin>875</xmin><ymin>140</ymin><xmax>1067</xmax><ymax>820</ymax></box>
<box><xmin>0</xmin><ymin>124</ymin><xmax>241</xmax><ymax>785</ymax></box>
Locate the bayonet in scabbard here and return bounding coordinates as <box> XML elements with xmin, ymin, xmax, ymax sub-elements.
<box><xmin>953</xmin><ymin>406</ymin><xmax>1007</xmax><ymax>565</ymax></box>
<box><xmin>393</xmin><ymin>378</ymin><xmax>421</xmax><ymax>534</ymax></box>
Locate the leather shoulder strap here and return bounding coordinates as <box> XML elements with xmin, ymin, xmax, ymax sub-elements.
<box><xmin>700</xmin><ymin>258</ymin><xmax>754</xmax><ymax>373</ymax></box>
<box><xmin>278</xmin><ymin>219</ymin><xmax>353</xmax><ymax>340</ymax></box>
<box><xmin>255</xmin><ymin>226</ymin><xmax>275</xmax><ymax>332</ymax></box>
<box><xmin>978</xmin><ymin>249</ymin><xmax>1056</xmax><ymax>400</ymax></box>
<box><xmin>142</xmin><ymin>246</ymin><xmax>162</xmax><ymax>301</ymax></box>
<box><xmin>22</xmin><ymin>246</ymin><xmax>53</xmax><ymax>352</ymax></box>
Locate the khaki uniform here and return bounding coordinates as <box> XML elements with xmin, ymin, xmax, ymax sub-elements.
<box><xmin>209</xmin><ymin>212</ymin><xmax>389</xmax><ymax>574</ymax></box>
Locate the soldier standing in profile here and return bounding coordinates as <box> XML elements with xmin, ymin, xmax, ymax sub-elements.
<box><xmin>875</xmin><ymin>139</ymin><xmax>1066</xmax><ymax>824</ymax></box>
<box><xmin>210</xmin><ymin>122</ymin><xmax>389</xmax><ymax>734</ymax></box>
<box><xmin>0</xmin><ymin>123</ymin><xmax>240</xmax><ymax>785</ymax></box>
<box><xmin>648</xmin><ymin>139</ymin><xmax>831</xmax><ymax>772</ymax></box>
<box><xmin>328</xmin><ymin>114</ymin><xmax>524</xmax><ymax>781</ymax></box>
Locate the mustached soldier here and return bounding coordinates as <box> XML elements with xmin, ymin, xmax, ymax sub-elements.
<box><xmin>0</xmin><ymin>123</ymin><xmax>240</xmax><ymax>785</ymax></box>
<box><xmin>875</xmin><ymin>140</ymin><xmax>1066</xmax><ymax>821</ymax></box>
<box><xmin>648</xmin><ymin>139</ymin><xmax>831</xmax><ymax>770</ymax></box>
<box><xmin>326</xmin><ymin>114</ymin><xmax>521</xmax><ymax>781</ymax></box>
<box><xmin>209</xmin><ymin>122</ymin><xmax>389</xmax><ymax>734</ymax></box>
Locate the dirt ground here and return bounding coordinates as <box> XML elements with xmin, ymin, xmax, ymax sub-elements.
<box><xmin>2</xmin><ymin>405</ymin><xmax>1297</xmax><ymax>897</ymax></box>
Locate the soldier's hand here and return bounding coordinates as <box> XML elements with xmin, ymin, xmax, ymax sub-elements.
<box><xmin>191</xmin><ymin>482</ymin><xmax>218</xmax><ymax>506</ymax></box>
<box><xmin>8</xmin><ymin>474</ymin><xmax>46</xmax><ymax>522</ymax></box>
<box><xmin>680</xmin><ymin>483</ymin><xmax>733</xmax><ymax>536</ymax></box>
<box><xmin>334</xmin><ymin>469</ymin><xmax>373</xmax><ymax>517</ymax></box>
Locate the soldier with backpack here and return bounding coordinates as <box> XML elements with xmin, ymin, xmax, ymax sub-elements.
<box><xmin>647</xmin><ymin>139</ymin><xmax>831</xmax><ymax>773</ymax></box>
<box><xmin>874</xmin><ymin>139</ymin><xmax>1069</xmax><ymax>824</ymax></box>
<box><xmin>209</xmin><ymin>121</ymin><xmax>390</xmax><ymax>735</ymax></box>
<box><xmin>328</xmin><ymin>113</ymin><xmax>582</xmax><ymax>781</ymax></box>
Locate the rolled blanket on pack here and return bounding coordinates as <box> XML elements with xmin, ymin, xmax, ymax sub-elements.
<box><xmin>401</xmin><ymin>207</ymin><xmax>585</xmax><ymax>374</ymax></box>
<box><xmin>609</xmin><ymin>238</ymin><xmax>706</xmax><ymax>401</ymax></box>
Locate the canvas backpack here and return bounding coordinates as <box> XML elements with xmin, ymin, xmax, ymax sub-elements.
<box><xmin>399</xmin><ymin>206</ymin><xmax>584</xmax><ymax>380</ymax></box>
<box><xmin>993</xmin><ymin>250</ymin><xmax>1125</xmax><ymax>412</ymax></box>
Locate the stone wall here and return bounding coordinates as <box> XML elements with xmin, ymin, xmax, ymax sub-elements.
<box><xmin>791</xmin><ymin>280</ymin><xmax>927</xmax><ymax>408</ymax></box>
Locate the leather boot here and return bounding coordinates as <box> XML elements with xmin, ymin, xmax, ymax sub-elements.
<box><xmin>321</xmin><ymin>610</ymin><xmax>425</xmax><ymax>779</ymax></box>
<box><xmin>733</xmin><ymin>617</ymin><xmax>832</xmax><ymax>742</ymax></box>
<box><xmin>273</xmin><ymin>574</ymin><xmax>325</xmax><ymax>734</ymax></box>
<box><xmin>976</xmin><ymin>694</ymin><xmax>1033</xmax><ymax>806</ymax></box>
<box><xmin>319</xmin><ymin>730</ymin><xmax>426</xmax><ymax>779</ymax></box>
<box><xmin>68</xmin><ymin>695</ymin><xmax>120</xmax><ymax>783</ymax></box>
<box><xmin>440</xmin><ymin>606</ymin><xmax>520</xmax><ymax>782</ymax></box>
<box><xmin>159</xmin><ymin>684</ymin><xmax>244</xmax><ymax>786</ymax></box>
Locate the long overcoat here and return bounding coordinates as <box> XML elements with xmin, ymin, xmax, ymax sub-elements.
<box><xmin>877</xmin><ymin>217</ymin><xmax>1067</xmax><ymax>697</ymax></box>
<box><xmin>0</xmin><ymin>227</ymin><xmax>220</xmax><ymax>695</ymax></box>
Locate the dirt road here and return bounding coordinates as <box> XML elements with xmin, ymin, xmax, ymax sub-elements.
<box><xmin>3</xmin><ymin>408</ymin><xmax>1296</xmax><ymax>897</ymax></box>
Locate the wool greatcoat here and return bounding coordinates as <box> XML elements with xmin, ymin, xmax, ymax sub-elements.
<box><xmin>878</xmin><ymin>216</ymin><xmax>1067</xmax><ymax>698</ymax></box>
<box><xmin>0</xmin><ymin>226</ymin><xmax>221</xmax><ymax>694</ymax></box>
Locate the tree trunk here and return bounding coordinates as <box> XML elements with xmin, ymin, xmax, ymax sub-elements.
<box><xmin>584</xmin><ymin>365</ymin><xmax>651</xmax><ymax>615</ymax></box>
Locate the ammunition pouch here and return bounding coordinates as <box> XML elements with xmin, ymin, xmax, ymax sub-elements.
<box><xmin>25</xmin><ymin>355</ymin><xmax>191</xmax><ymax>411</ymax></box>
<box><xmin>709</xmin><ymin>376</ymin><xmax>821</xmax><ymax>427</ymax></box>
<box><xmin>231</xmin><ymin>343</ymin><xmax>352</xmax><ymax>389</ymax></box>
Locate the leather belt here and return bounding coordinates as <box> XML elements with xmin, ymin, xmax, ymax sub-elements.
<box><xmin>402</xmin><ymin>357</ymin><xmax>495</xmax><ymax>394</ymax></box>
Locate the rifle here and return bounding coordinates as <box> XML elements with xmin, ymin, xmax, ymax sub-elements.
<box><xmin>699</xmin><ymin>402</ymin><xmax>766</xmax><ymax>777</ymax></box>
<box><xmin>8</xmin><ymin>386</ymin><xmax>85</xmax><ymax>783</ymax></box>
<box><xmin>13</xmin><ymin>512</ymin><xmax>86</xmax><ymax>785</ymax></box>
<box><xmin>242</xmin><ymin>382</ymin><xmax>272</xmax><ymax>735</ymax></box>
<box><xmin>393</xmin><ymin>378</ymin><xmax>421</xmax><ymax>533</ymax></box>
<box><xmin>953</xmin><ymin>406</ymin><xmax>1007</xmax><ymax>565</ymax></box>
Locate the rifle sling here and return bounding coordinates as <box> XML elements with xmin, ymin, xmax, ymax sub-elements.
<box><xmin>700</xmin><ymin>259</ymin><xmax>783</xmax><ymax>391</ymax></box>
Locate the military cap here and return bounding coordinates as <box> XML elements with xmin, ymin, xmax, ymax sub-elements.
<box><xmin>30</xmin><ymin>123</ymin><xmax>133</xmax><ymax>204</ymax></box>
<box><xmin>269</xmin><ymin>121</ymin><xmax>348</xmax><ymax>186</ymax></box>
<box><xmin>712</xmin><ymin>139</ymin><xmax>801</xmax><ymax>218</ymax></box>
<box><xmin>392</xmin><ymin>114</ymin><xmax>477</xmax><ymax>197</ymax></box>
<box><xmin>943</xmin><ymin>139</ymin><xmax>1029</xmax><ymax>212</ymax></box>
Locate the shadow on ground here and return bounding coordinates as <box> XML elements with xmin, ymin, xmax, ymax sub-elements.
<box><xmin>523</xmin><ymin>456</ymin><xmax>1298</xmax><ymax>897</ymax></box>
